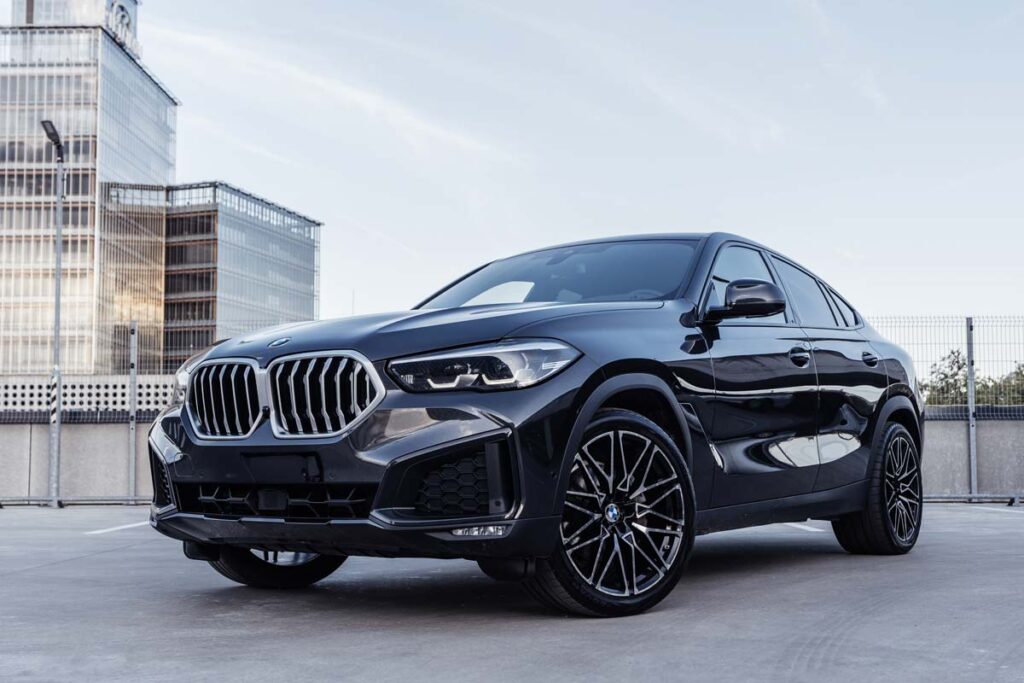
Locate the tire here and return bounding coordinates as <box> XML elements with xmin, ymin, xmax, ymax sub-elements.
<box><xmin>832</xmin><ymin>422</ymin><xmax>923</xmax><ymax>555</ymax></box>
<box><xmin>523</xmin><ymin>408</ymin><xmax>696</xmax><ymax>617</ymax></box>
<box><xmin>209</xmin><ymin>547</ymin><xmax>346</xmax><ymax>589</ymax></box>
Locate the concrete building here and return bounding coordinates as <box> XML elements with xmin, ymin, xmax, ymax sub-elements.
<box><xmin>0</xmin><ymin>0</ymin><xmax>320</xmax><ymax>375</ymax></box>
<box><xmin>163</xmin><ymin>182</ymin><xmax>319</xmax><ymax>372</ymax></box>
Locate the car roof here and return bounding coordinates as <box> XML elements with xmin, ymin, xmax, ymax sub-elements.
<box><xmin>502</xmin><ymin>232</ymin><xmax>840</xmax><ymax>296</ymax></box>
<box><xmin>506</xmin><ymin>232</ymin><xmax>767</xmax><ymax>258</ymax></box>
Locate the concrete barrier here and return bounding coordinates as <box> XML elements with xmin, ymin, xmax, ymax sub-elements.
<box><xmin>0</xmin><ymin>422</ymin><xmax>152</xmax><ymax>501</ymax></box>
<box><xmin>0</xmin><ymin>420</ymin><xmax>1020</xmax><ymax>502</ymax></box>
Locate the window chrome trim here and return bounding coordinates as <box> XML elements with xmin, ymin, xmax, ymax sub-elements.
<box><xmin>265</xmin><ymin>350</ymin><xmax>386</xmax><ymax>440</ymax></box>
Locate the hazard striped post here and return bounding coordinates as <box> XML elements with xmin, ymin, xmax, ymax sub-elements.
<box><xmin>127</xmin><ymin>321</ymin><xmax>138</xmax><ymax>501</ymax></box>
<box><xmin>48</xmin><ymin>367</ymin><xmax>62</xmax><ymax>507</ymax></box>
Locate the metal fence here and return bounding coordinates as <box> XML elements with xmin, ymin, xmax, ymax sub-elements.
<box><xmin>1</xmin><ymin>316</ymin><xmax>1022</xmax><ymax>505</ymax></box>
<box><xmin>869</xmin><ymin>316</ymin><xmax>1024</xmax><ymax>420</ymax></box>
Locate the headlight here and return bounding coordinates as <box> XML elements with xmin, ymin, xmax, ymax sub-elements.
<box><xmin>170</xmin><ymin>346</ymin><xmax>215</xmax><ymax>407</ymax></box>
<box><xmin>388</xmin><ymin>339</ymin><xmax>580</xmax><ymax>392</ymax></box>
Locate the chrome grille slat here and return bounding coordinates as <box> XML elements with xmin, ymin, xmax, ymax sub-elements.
<box><xmin>303</xmin><ymin>359</ymin><xmax>317</xmax><ymax>432</ymax></box>
<box><xmin>270</xmin><ymin>365</ymin><xmax>287</xmax><ymax>432</ymax></box>
<box><xmin>217</xmin><ymin>365</ymin><xmax>230</xmax><ymax>436</ymax></box>
<box><xmin>287</xmin><ymin>362</ymin><xmax>303</xmax><ymax>435</ymax></box>
<box><xmin>333</xmin><ymin>358</ymin><xmax>349</xmax><ymax>428</ymax></box>
<box><xmin>242</xmin><ymin>366</ymin><xmax>254</xmax><ymax>428</ymax></box>
<box><xmin>351</xmin><ymin>363</ymin><xmax>361</xmax><ymax>417</ymax></box>
<box><xmin>193</xmin><ymin>366</ymin><xmax>208</xmax><ymax>432</ymax></box>
<box><xmin>229</xmin><ymin>366</ymin><xmax>242</xmax><ymax>435</ymax></box>
<box><xmin>319</xmin><ymin>358</ymin><xmax>332</xmax><ymax>431</ymax></box>
<box><xmin>201</xmin><ymin>367</ymin><xmax>214</xmax><ymax>434</ymax></box>
<box><xmin>206</xmin><ymin>367</ymin><xmax>219</xmax><ymax>436</ymax></box>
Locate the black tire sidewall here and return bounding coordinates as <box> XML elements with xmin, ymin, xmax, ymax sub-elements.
<box><xmin>548</xmin><ymin>408</ymin><xmax>696</xmax><ymax>616</ymax></box>
<box><xmin>211</xmin><ymin>546</ymin><xmax>346</xmax><ymax>588</ymax></box>
<box><xmin>875</xmin><ymin>423</ymin><xmax>923</xmax><ymax>551</ymax></box>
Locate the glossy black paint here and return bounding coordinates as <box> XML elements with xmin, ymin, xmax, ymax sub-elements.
<box><xmin>150</xmin><ymin>232</ymin><xmax>924</xmax><ymax>559</ymax></box>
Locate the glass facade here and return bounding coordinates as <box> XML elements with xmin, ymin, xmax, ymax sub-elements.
<box><xmin>0</xmin><ymin>22</ymin><xmax>175</xmax><ymax>374</ymax></box>
<box><xmin>2</xmin><ymin>2</ymin><xmax>320</xmax><ymax>376</ymax></box>
<box><xmin>163</xmin><ymin>183</ymin><xmax>320</xmax><ymax>372</ymax></box>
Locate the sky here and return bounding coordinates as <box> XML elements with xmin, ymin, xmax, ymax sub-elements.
<box><xmin>8</xmin><ymin>0</ymin><xmax>1024</xmax><ymax>317</ymax></box>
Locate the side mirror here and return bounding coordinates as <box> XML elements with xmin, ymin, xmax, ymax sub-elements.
<box><xmin>704</xmin><ymin>278</ymin><xmax>786</xmax><ymax>323</ymax></box>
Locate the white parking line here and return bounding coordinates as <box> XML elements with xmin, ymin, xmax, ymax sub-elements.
<box><xmin>969</xmin><ymin>505</ymin><xmax>1024</xmax><ymax>515</ymax></box>
<box><xmin>784</xmin><ymin>522</ymin><xmax>826</xmax><ymax>533</ymax></box>
<box><xmin>84</xmin><ymin>521</ymin><xmax>150</xmax><ymax>535</ymax></box>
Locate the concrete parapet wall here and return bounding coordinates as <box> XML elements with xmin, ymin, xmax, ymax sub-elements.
<box><xmin>0</xmin><ymin>420</ymin><xmax>1020</xmax><ymax>501</ymax></box>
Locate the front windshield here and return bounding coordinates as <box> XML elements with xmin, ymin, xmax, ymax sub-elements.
<box><xmin>420</xmin><ymin>240</ymin><xmax>697</xmax><ymax>309</ymax></box>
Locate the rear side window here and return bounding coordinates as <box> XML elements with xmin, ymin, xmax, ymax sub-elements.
<box><xmin>706</xmin><ymin>246</ymin><xmax>785</xmax><ymax>323</ymax></box>
<box><xmin>769</xmin><ymin>257</ymin><xmax>837</xmax><ymax>328</ymax></box>
<box><xmin>826</xmin><ymin>287</ymin><xmax>859</xmax><ymax>327</ymax></box>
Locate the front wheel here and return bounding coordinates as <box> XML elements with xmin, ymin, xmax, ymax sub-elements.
<box><xmin>209</xmin><ymin>547</ymin><xmax>346</xmax><ymax>588</ymax></box>
<box><xmin>523</xmin><ymin>409</ymin><xmax>696</xmax><ymax>617</ymax></box>
<box><xmin>832</xmin><ymin>422</ymin><xmax>923</xmax><ymax>554</ymax></box>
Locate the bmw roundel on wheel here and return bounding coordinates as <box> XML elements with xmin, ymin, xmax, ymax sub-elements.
<box><xmin>150</xmin><ymin>232</ymin><xmax>923</xmax><ymax>617</ymax></box>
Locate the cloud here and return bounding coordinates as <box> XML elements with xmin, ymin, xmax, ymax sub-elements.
<box><xmin>474</xmin><ymin>3</ymin><xmax>786</xmax><ymax>151</ymax></box>
<box><xmin>792</xmin><ymin>0</ymin><xmax>890</xmax><ymax>110</ymax></box>
<box><xmin>641</xmin><ymin>75</ymin><xmax>785</xmax><ymax>151</ymax></box>
<box><xmin>146</xmin><ymin>25</ymin><xmax>504</xmax><ymax>158</ymax></box>
<box><xmin>184</xmin><ymin>113</ymin><xmax>303</xmax><ymax>168</ymax></box>
<box><xmin>854</xmin><ymin>70</ymin><xmax>888</xmax><ymax>110</ymax></box>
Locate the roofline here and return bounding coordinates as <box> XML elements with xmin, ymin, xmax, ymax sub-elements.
<box><xmin>0</xmin><ymin>24</ymin><xmax>180</xmax><ymax>105</ymax></box>
<box><xmin>169</xmin><ymin>181</ymin><xmax>322</xmax><ymax>227</ymax></box>
<box><xmin>504</xmin><ymin>232</ymin><xmax>745</xmax><ymax>259</ymax></box>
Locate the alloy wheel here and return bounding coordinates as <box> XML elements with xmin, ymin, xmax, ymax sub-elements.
<box><xmin>560</xmin><ymin>429</ymin><xmax>687</xmax><ymax>597</ymax></box>
<box><xmin>884</xmin><ymin>434</ymin><xmax>921</xmax><ymax>544</ymax></box>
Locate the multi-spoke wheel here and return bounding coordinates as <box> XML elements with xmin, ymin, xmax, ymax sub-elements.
<box><xmin>884</xmin><ymin>433</ymin><xmax>922</xmax><ymax>544</ymax></box>
<box><xmin>832</xmin><ymin>422</ymin><xmax>922</xmax><ymax>555</ymax></box>
<box><xmin>523</xmin><ymin>409</ymin><xmax>695</xmax><ymax>616</ymax></box>
<box><xmin>208</xmin><ymin>546</ymin><xmax>346</xmax><ymax>588</ymax></box>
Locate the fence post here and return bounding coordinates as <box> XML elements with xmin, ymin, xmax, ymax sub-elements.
<box><xmin>128</xmin><ymin>321</ymin><xmax>138</xmax><ymax>502</ymax></box>
<box><xmin>965</xmin><ymin>316</ymin><xmax>978</xmax><ymax>496</ymax></box>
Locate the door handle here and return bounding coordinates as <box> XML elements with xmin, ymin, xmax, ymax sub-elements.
<box><xmin>788</xmin><ymin>347</ymin><xmax>811</xmax><ymax>367</ymax></box>
<box><xmin>862</xmin><ymin>352</ymin><xmax>880</xmax><ymax>367</ymax></box>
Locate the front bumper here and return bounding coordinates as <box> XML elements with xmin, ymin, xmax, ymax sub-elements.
<box><xmin>152</xmin><ymin>512</ymin><xmax>561</xmax><ymax>559</ymax></box>
<box><xmin>149</xmin><ymin>356</ymin><xmax>596</xmax><ymax>559</ymax></box>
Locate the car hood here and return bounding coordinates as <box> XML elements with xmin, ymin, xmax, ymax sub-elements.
<box><xmin>208</xmin><ymin>301</ymin><xmax>663</xmax><ymax>364</ymax></box>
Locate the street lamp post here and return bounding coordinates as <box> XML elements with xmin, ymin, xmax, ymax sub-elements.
<box><xmin>41</xmin><ymin>120</ymin><xmax>64</xmax><ymax>508</ymax></box>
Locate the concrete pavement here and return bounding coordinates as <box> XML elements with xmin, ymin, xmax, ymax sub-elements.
<box><xmin>1</xmin><ymin>504</ymin><xmax>1022</xmax><ymax>682</ymax></box>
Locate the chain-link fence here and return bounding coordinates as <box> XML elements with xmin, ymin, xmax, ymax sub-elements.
<box><xmin>869</xmin><ymin>316</ymin><xmax>1024</xmax><ymax>420</ymax></box>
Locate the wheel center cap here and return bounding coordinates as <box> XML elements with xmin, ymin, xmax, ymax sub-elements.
<box><xmin>604</xmin><ymin>503</ymin><xmax>622</xmax><ymax>524</ymax></box>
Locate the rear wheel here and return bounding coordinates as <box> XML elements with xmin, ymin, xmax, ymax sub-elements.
<box><xmin>523</xmin><ymin>409</ymin><xmax>695</xmax><ymax>617</ymax></box>
<box><xmin>209</xmin><ymin>547</ymin><xmax>346</xmax><ymax>588</ymax></box>
<box><xmin>832</xmin><ymin>422</ymin><xmax>922</xmax><ymax>555</ymax></box>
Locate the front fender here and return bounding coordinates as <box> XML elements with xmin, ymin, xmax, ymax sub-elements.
<box><xmin>549</xmin><ymin>372</ymin><xmax>693</xmax><ymax>516</ymax></box>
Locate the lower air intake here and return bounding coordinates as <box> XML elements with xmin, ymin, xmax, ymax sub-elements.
<box><xmin>174</xmin><ymin>483</ymin><xmax>376</xmax><ymax>520</ymax></box>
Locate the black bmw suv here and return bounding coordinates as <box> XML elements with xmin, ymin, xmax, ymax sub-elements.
<box><xmin>150</xmin><ymin>233</ymin><xmax>923</xmax><ymax>616</ymax></box>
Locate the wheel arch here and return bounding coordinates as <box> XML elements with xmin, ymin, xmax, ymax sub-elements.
<box><xmin>872</xmin><ymin>394</ymin><xmax>924</xmax><ymax>458</ymax></box>
<box><xmin>551</xmin><ymin>372</ymin><xmax>692</xmax><ymax>516</ymax></box>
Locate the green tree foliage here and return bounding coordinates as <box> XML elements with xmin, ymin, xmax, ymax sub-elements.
<box><xmin>921</xmin><ymin>350</ymin><xmax>1024</xmax><ymax>406</ymax></box>
<box><xmin>921</xmin><ymin>350</ymin><xmax>967</xmax><ymax>405</ymax></box>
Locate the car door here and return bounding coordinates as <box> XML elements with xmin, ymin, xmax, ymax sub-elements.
<box><xmin>701</xmin><ymin>245</ymin><xmax>820</xmax><ymax>508</ymax></box>
<box><xmin>768</xmin><ymin>257</ymin><xmax>890</xmax><ymax>491</ymax></box>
